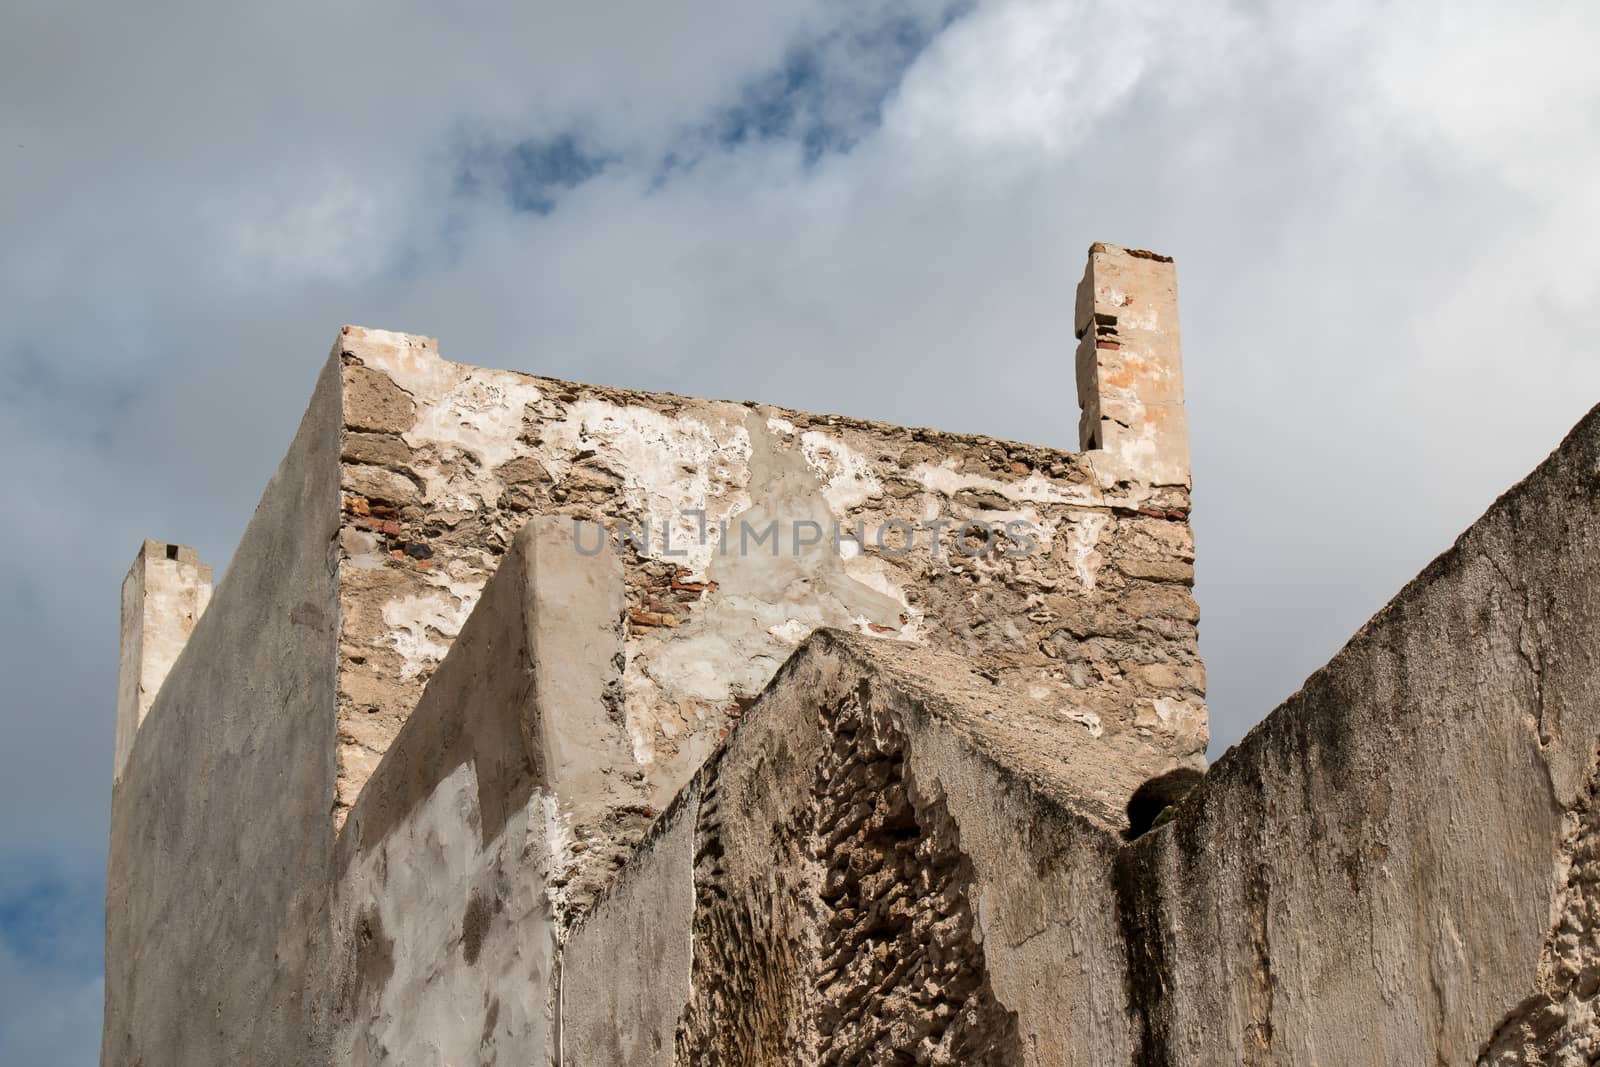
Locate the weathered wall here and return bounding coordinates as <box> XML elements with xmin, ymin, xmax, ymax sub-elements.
<box><xmin>333</xmin><ymin>523</ymin><xmax>535</xmax><ymax>1063</ymax></box>
<box><xmin>562</xmin><ymin>630</ymin><xmax>1174</xmax><ymax>1067</ymax></box>
<box><xmin>561</xmin><ymin>781</ymin><xmax>699</xmax><ymax>1067</ymax></box>
<box><xmin>102</xmin><ymin>353</ymin><xmax>344</xmax><ymax>1066</ymax></box>
<box><xmin>561</xmin><ymin>407</ymin><xmax>1600</xmax><ymax>1067</ymax></box>
<box><xmin>1122</xmin><ymin>402</ymin><xmax>1600</xmax><ymax>1065</ymax></box>
<box><xmin>114</xmin><ymin>540</ymin><xmax>212</xmax><ymax>782</ymax></box>
<box><xmin>331</xmin><ymin>244</ymin><xmax>1203</xmax><ymax>871</ymax></box>
<box><xmin>105</xmin><ymin>242</ymin><xmax>1211</xmax><ymax>1066</ymax></box>
<box><xmin>102</xmin><ymin>237</ymin><xmax>1600</xmax><ymax>1067</ymax></box>
<box><xmin>330</xmin><ymin>515</ymin><xmax>647</xmax><ymax>1064</ymax></box>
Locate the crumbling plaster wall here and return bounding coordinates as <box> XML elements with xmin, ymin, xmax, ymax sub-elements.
<box><xmin>328</xmin><ymin>519</ymin><xmax>624</xmax><ymax>1066</ymax></box>
<box><xmin>1121</xmin><ymin>402</ymin><xmax>1600</xmax><ymax>1065</ymax></box>
<box><xmin>102</xmin><ymin>355</ymin><xmax>344</xmax><ymax>1067</ymax></box>
<box><xmin>332</xmin><ymin>308</ymin><xmax>1205</xmax><ymax>836</ymax></box>
<box><xmin>103</xmin><ymin>236</ymin><xmax>1600</xmax><ymax>1067</ymax></box>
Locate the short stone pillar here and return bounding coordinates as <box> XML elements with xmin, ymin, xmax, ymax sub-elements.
<box><xmin>1075</xmin><ymin>243</ymin><xmax>1191</xmax><ymax>486</ymax></box>
<box><xmin>115</xmin><ymin>540</ymin><xmax>212</xmax><ymax>782</ymax></box>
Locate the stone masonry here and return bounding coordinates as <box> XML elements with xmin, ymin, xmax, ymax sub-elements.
<box><xmin>103</xmin><ymin>243</ymin><xmax>1600</xmax><ymax>1065</ymax></box>
<box><xmin>325</xmin><ymin>243</ymin><xmax>1205</xmax><ymax>915</ymax></box>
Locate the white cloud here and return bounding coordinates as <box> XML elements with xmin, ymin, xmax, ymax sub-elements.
<box><xmin>889</xmin><ymin>0</ymin><xmax>1236</xmax><ymax>156</ymax></box>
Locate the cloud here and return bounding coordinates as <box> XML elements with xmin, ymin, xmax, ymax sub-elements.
<box><xmin>4</xmin><ymin>0</ymin><xmax>1600</xmax><ymax>1053</ymax></box>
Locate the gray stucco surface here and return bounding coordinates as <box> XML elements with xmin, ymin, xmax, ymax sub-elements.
<box><xmin>102</xmin><ymin>351</ymin><xmax>344</xmax><ymax>1066</ymax></box>
<box><xmin>1123</xmin><ymin>402</ymin><xmax>1600</xmax><ymax>1064</ymax></box>
<box><xmin>561</xmin><ymin>787</ymin><xmax>699</xmax><ymax>1067</ymax></box>
<box><xmin>332</xmin><ymin>519</ymin><xmax>557</xmax><ymax>1066</ymax></box>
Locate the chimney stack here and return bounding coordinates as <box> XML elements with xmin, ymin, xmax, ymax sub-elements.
<box><xmin>115</xmin><ymin>540</ymin><xmax>212</xmax><ymax>782</ymax></box>
<box><xmin>1075</xmin><ymin>243</ymin><xmax>1191</xmax><ymax>486</ymax></box>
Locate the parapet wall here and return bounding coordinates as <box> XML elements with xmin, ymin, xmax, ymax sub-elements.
<box><xmin>1119</xmin><ymin>401</ymin><xmax>1600</xmax><ymax>1064</ymax></box>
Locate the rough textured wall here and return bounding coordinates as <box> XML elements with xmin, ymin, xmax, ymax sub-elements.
<box><xmin>674</xmin><ymin>685</ymin><xmax>1023</xmax><ymax>1066</ymax></box>
<box><xmin>563</xmin><ymin>630</ymin><xmax>1168</xmax><ymax>1067</ymax></box>
<box><xmin>330</xmin><ymin>250</ymin><xmax>1205</xmax><ymax>844</ymax></box>
<box><xmin>113</xmin><ymin>540</ymin><xmax>212</xmax><ymax>782</ymax></box>
<box><xmin>102</xmin><ymin>354</ymin><xmax>344</xmax><ymax>1067</ymax></box>
<box><xmin>1122</xmin><ymin>403</ymin><xmax>1600</xmax><ymax>1065</ymax></box>
<box><xmin>102</xmin><ymin>242</ymin><xmax>1600</xmax><ymax>1067</ymax></box>
<box><xmin>332</xmin><ymin>513</ymin><xmax>687</xmax><ymax>1064</ymax></box>
<box><xmin>562</xmin><ymin>405</ymin><xmax>1600</xmax><ymax>1067</ymax></box>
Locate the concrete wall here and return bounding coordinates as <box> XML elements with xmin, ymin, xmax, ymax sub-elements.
<box><xmin>102</xmin><ymin>352</ymin><xmax>344</xmax><ymax>1066</ymax></box>
<box><xmin>1122</xmin><ymin>402</ymin><xmax>1600</xmax><ymax>1064</ymax></box>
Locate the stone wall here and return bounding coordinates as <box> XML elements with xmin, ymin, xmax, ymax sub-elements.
<box><xmin>562</xmin><ymin>631</ymin><xmax>1161</xmax><ymax>1067</ymax></box>
<box><xmin>332</xmin><ymin>245</ymin><xmax>1203</xmax><ymax>871</ymax></box>
<box><xmin>103</xmin><ymin>239</ymin><xmax>1600</xmax><ymax>1065</ymax></box>
<box><xmin>105</xmin><ymin>242</ymin><xmax>1208</xmax><ymax>1066</ymax></box>
<box><xmin>320</xmin><ymin>507</ymin><xmax>1200</xmax><ymax>1064</ymax></box>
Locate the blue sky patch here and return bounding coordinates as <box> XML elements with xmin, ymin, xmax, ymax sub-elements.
<box><xmin>457</xmin><ymin>132</ymin><xmax>613</xmax><ymax>216</ymax></box>
<box><xmin>0</xmin><ymin>860</ymin><xmax>103</xmax><ymax>977</ymax></box>
<box><xmin>457</xmin><ymin>0</ymin><xmax>975</xmax><ymax>212</ymax></box>
<box><xmin>707</xmin><ymin>1</ymin><xmax>974</xmax><ymax>165</ymax></box>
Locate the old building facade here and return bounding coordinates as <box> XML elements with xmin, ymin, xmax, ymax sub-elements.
<box><xmin>103</xmin><ymin>245</ymin><xmax>1600</xmax><ymax>1065</ymax></box>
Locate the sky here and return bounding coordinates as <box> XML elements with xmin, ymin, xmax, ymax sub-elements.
<box><xmin>3</xmin><ymin>0</ymin><xmax>1599</xmax><ymax>1060</ymax></box>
